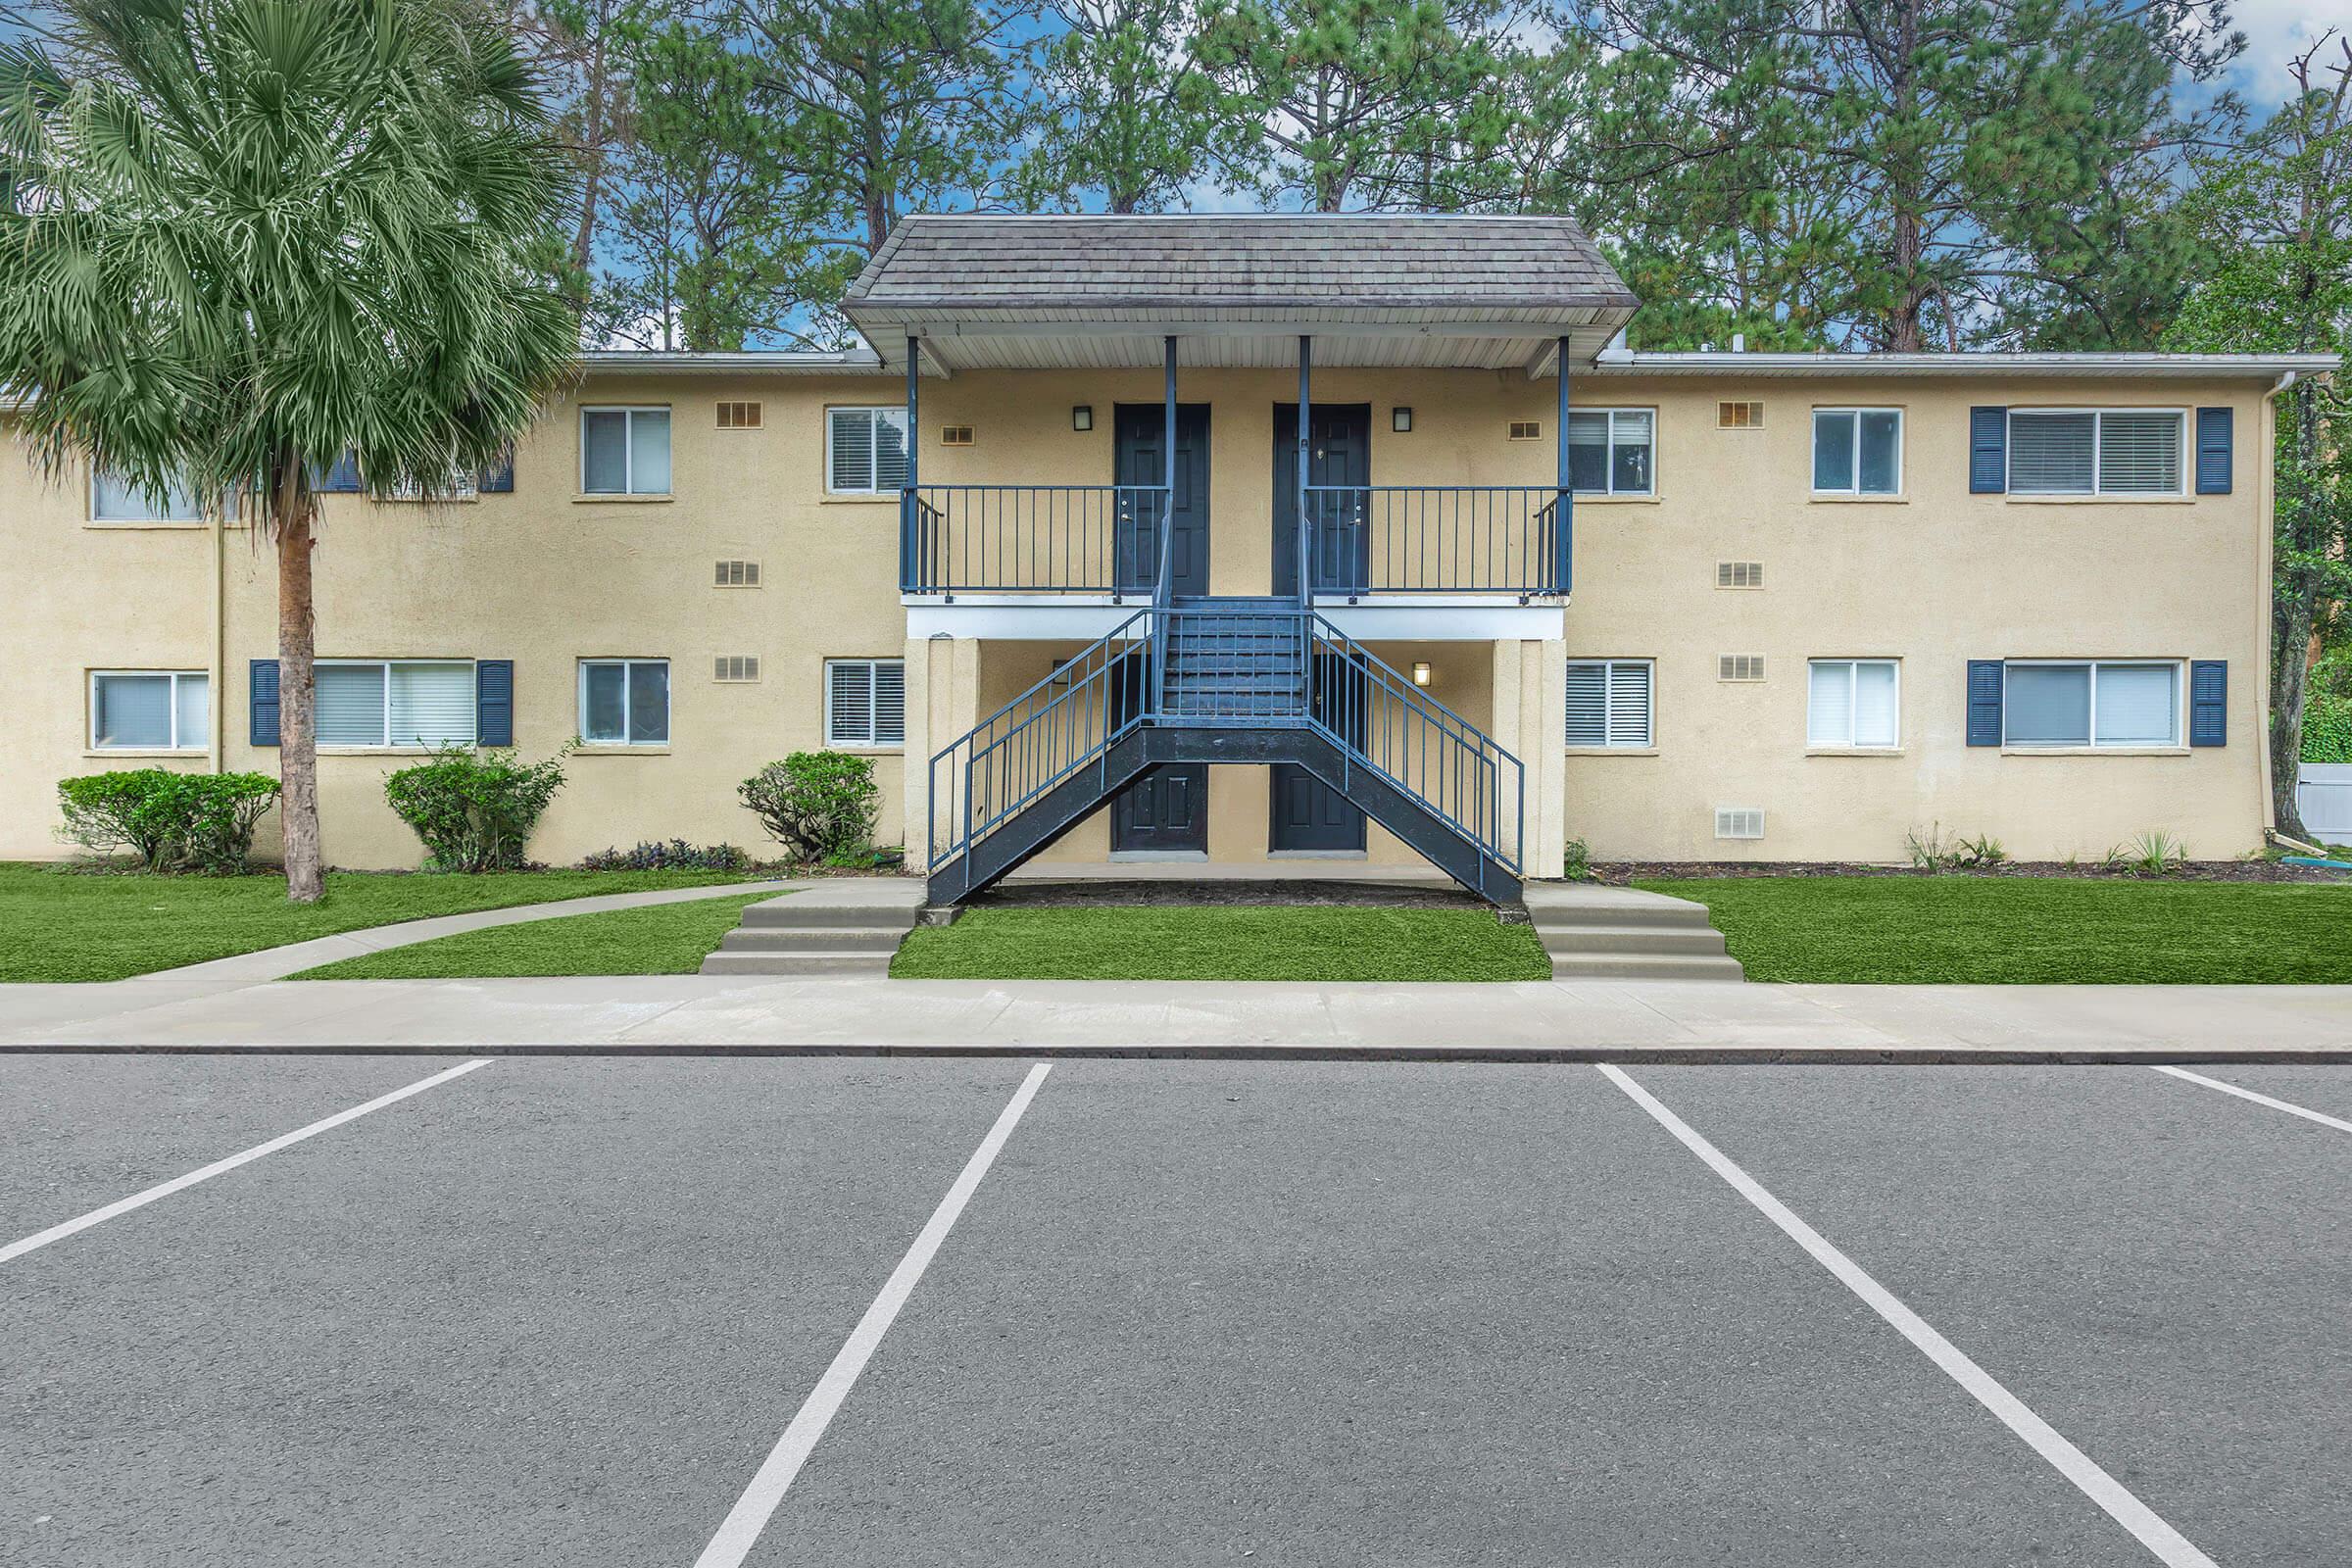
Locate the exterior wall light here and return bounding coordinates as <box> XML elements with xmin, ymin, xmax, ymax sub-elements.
<box><xmin>1393</xmin><ymin>408</ymin><xmax>1413</xmax><ymax>432</ymax></box>
<box><xmin>1411</xmin><ymin>661</ymin><xmax>1433</xmax><ymax>688</ymax></box>
<box><xmin>1072</xmin><ymin>405</ymin><xmax>1094</xmax><ymax>432</ymax></box>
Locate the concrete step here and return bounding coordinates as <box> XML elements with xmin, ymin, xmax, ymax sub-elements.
<box><xmin>700</xmin><ymin>950</ymin><xmax>896</xmax><ymax>977</ymax></box>
<box><xmin>1540</xmin><ymin>924</ymin><xmax>1728</xmax><ymax>957</ymax></box>
<box><xmin>1546</xmin><ymin>952</ymin><xmax>1747</xmax><ymax>982</ymax></box>
<box><xmin>718</xmin><ymin>927</ymin><xmax>906</xmax><ymax>954</ymax></box>
<box><xmin>1528</xmin><ymin>899</ymin><xmax>1718</xmax><ymax>930</ymax></box>
<box><xmin>737</xmin><ymin>901</ymin><xmax>924</xmax><ymax>930</ymax></box>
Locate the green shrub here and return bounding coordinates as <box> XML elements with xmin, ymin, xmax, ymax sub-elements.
<box><xmin>383</xmin><ymin>745</ymin><xmax>567</xmax><ymax>872</ymax></box>
<box><xmin>1563</xmin><ymin>838</ymin><xmax>1594</xmax><ymax>881</ymax></box>
<box><xmin>2304</xmin><ymin>689</ymin><xmax>2352</xmax><ymax>763</ymax></box>
<box><xmin>580</xmin><ymin>839</ymin><xmax>753</xmax><ymax>872</ymax></box>
<box><xmin>739</xmin><ymin>753</ymin><xmax>879</xmax><ymax>861</ymax></box>
<box><xmin>56</xmin><ymin>769</ymin><xmax>280</xmax><ymax>873</ymax></box>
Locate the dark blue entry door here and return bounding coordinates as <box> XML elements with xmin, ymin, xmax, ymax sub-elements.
<box><xmin>1111</xmin><ymin>407</ymin><xmax>1209</xmax><ymax>853</ymax></box>
<box><xmin>1271</xmin><ymin>404</ymin><xmax>1370</xmax><ymax>852</ymax></box>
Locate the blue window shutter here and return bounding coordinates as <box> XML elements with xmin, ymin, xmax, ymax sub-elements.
<box><xmin>2189</xmin><ymin>660</ymin><xmax>2227</xmax><ymax>746</ymax></box>
<box><xmin>309</xmin><ymin>450</ymin><xmax>362</xmax><ymax>493</ymax></box>
<box><xmin>475</xmin><ymin>660</ymin><xmax>514</xmax><ymax>747</ymax></box>
<box><xmin>477</xmin><ymin>444</ymin><xmax>515</xmax><ymax>493</ymax></box>
<box><xmin>2194</xmin><ymin>409</ymin><xmax>2232</xmax><ymax>495</ymax></box>
<box><xmin>1969</xmin><ymin>408</ymin><xmax>2007</xmax><ymax>494</ymax></box>
<box><xmin>1967</xmin><ymin>661</ymin><xmax>2003</xmax><ymax>747</ymax></box>
<box><xmin>249</xmin><ymin>659</ymin><xmax>281</xmax><ymax>746</ymax></box>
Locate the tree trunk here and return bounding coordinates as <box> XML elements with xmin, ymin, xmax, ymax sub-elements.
<box><xmin>2270</xmin><ymin>385</ymin><xmax>2327</xmax><ymax>843</ymax></box>
<box><xmin>274</xmin><ymin>466</ymin><xmax>323</xmax><ymax>903</ymax></box>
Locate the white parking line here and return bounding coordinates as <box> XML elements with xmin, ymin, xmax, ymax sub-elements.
<box><xmin>0</xmin><ymin>1057</ymin><xmax>493</xmax><ymax>1267</ymax></box>
<box><xmin>2150</xmin><ymin>1065</ymin><xmax>2352</xmax><ymax>1135</ymax></box>
<box><xmin>1597</xmin><ymin>1063</ymin><xmax>2216</xmax><ymax>1568</ymax></box>
<box><xmin>692</xmin><ymin>1061</ymin><xmax>1052</xmax><ymax>1568</ymax></box>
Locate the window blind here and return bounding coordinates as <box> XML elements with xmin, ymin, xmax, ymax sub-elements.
<box><xmin>2096</xmin><ymin>413</ymin><xmax>2182</xmax><ymax>495</ymax></box>
<box><xmin>2009</xmin><ymin>414</ymin><xmax>2095</xmax><ymax>494</ymax></box>
<box><xmin>94</xmin><ymin>674</ymin><xmax>173</xmax><ymax>747</ymax></box>
<box><xmin>388</xmin><ymin>662</ymin><xmax>476</xmax><ymax>747</ymax></box>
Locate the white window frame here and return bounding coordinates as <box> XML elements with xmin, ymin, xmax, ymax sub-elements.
<box><xmin>2000</xmin><ymin>660</ymin><xmax>2185</xmax><ymax>750</ymax></box>
<box><xmin>88</xmin><ymin>669</ymin><xmax>208</xmax><ymax>751</ymax></box>
<box><xmin>316</xmin><ymin>658</ymin><xmax>478</xmax><ymax>749</ymax></box>
<box><xmin>1805</xmin><ymin>659</ymin><xmax>1900</xmax><ymax>749</ymax></box>
<box><xmin>1565</xmin><ymin>658</ymin><xmax>1654</xmax><ymax>749</ymax></box>
<box><xmin>825</xmin><ymin>406</ymin><xmax>912</xmax><ymax>495</ymax></box>
<box><xmin>90</xmin><ymin>468</ymin><xmax>208</xmax><ymax>524</ymax></box>
<box><xmin>824</xmin><ymin>658</ymin><xmax>906</xmax><ymax>749</ymax></box>
<box><xmin>1809</xmin><ymin>408</ymin><xmax>1904</xmax><ymax>496</ymax></box>
<box><xmin>2007</xmin><ymin>409</ymin><xmax>2187</xmax><ymax>497</ymax></box>
<box><xmin>576</xmin><ymin>658</ymin><xmax>670</xmax><ymax>746</ymax></box>
<box><xmin>579</xmin><ymin>406</ymin><xmax>671</xmax><ymax>496</ymax></box>
<box><xmin>1564</xmin><ymin>408</ymin><xmax>1656</xmax><ymax>498</ymax></box>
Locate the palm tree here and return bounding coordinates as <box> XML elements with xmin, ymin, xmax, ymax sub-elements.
<box><xmin>0</xmin><ymin>0</ymin><xmax>579</xmax><ymax>900</ymax></box>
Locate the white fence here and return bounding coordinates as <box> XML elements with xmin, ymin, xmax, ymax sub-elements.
<box><xmin>2296</xmin><ymin>762</ymin><xmax>2352</xmax><ymax>843</ymax></box>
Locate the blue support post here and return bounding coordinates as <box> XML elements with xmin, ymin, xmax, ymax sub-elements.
<box><xmin>1554</xmin><ymin>335</ymin><xmax>1572</xmax><ymax>597</ymax></box>
<box><xmin>1298</xmin><ymin>334</ymin><xmax>1312</xmax><ymax>608</ymax></box>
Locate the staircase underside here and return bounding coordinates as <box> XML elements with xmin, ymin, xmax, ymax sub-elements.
<box><xmin>929</xmin><ymin>724</ymin><xmax>1523</xmax><ymax>907</ymax></box>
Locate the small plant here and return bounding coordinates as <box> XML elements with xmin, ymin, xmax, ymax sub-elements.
<box><xmin>1563</xmin><ymin>838</ymin><xmax>1595</xmax><ymax>881</ymax></box>
<box><xmin>740</xmin><ymin>753</ymin><xmax>880</xmax><ymax>862</ymax></box>
<box><xmin>1953</xmin><ymin>832</ymin><xmax>2007</xmax><ymax>869</ymax></box>
<box><xmin>383</xmin><ymin>744</ymin><xmax>568</xmax><ymax>872</ymax></box>
<box><xmin>580</xmin><ymin>839</ymin><xmax>753</xmax><ymax>873</ymax></box>
<box><xmin>2099</xmin><ymin>843</ymin><xmax>2132</xmax><ymax>873</ymax></box>
<box><xmin>2130</xmin><ymin>828</ymin><xmax>2185</xmax><ymax>876</ymax></box>
<box><xmin>56</xmin><ymin>769</ymin><xmax>281</xmax><ymax>873</ymax></box>
<box><xmin>1905</xmin><ymin>821</ymin><xmax>1959</xmax><ymax>871</ymax></box>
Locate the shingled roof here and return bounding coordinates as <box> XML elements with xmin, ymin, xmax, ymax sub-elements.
<box><xmin>845</xmin><ymin>214</ymin><xmax>1637</xmax><ymax>314</ymax></box>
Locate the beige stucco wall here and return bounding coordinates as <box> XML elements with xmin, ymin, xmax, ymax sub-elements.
<box><xmin>0</xmin><ymin>363</ymin><xmax>2275</xmax><ymax>871</ymax></box>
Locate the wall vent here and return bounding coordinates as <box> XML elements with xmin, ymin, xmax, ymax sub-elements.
<box><xmin>714</xmin><ymin>559</ymin><xmax>760</xmax><ymax>588</ymax></box>
<box><xmin>713</xmin><ymin>656</ymin><xmax>761</xmax><ymax>683</ymax></box>
<box><xmin>1717</xmin><ymin>654</ymin><xmax>1767</xmax><ymax>682</ymax></box>
<box><xmin>1507</xmin><ymin>419</ymin><xmax>1543</xmax><ymax>441</ymax></box>
<box><xmin>1715</xmin><ymin>808</ymin><xmax>1766</xmax><ymax>841</ymax></box>
<box><xmin>1718</xmin><ymin>400</ymin><xmax>1765</xmax><ymax>429</ymax></box>
<box><xmin>715</xmin><ymin>400</ymin><xmax>762</xmax><ymax>430</ymax></box>
<box><xmin>940</xmin><ymin>424</ymin><xmax>975</xmax><ymax>447</ymax></box>
<box><xmin>1716</xmin><ymin>561</ymin><xmax>1764</xmax><ymax>590</ymax></box>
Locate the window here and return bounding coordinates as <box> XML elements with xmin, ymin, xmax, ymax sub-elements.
<box><xmin>91</xmin><ymin>670</ymin><xmax>208</xmax><ymax>750</ymax></box>
<box><xmin>826</xmin><ymin>408</ymin><xmax>910</xmax><ymax>494</ymax></box>
<box><xmin>2008</xmin><ymin>411</ymin><xmax>2183</xmax><ymax>496</ymax></box>
<box><xmin>580</xmin><ymin>407</ymin><xmax>671</xmax><ymax>495</ymax></box>
<box><xmin>1812</xmin><ymin>409</ymin><xmax>1902</xmax><ymax>495</ymax></box>
<box><xmin>1565</xmin><ymin>660</ymin><xmax>1653</xmax><ymax>748</ymax></box>
<box><xmin>316</xmin><ymin>660</ymin><xmax>475</xmax><ymax>748</ymax></box>
<box><xmin>2003</xmin><ymin>661</ymin><xmax>2180</xmax><ymax>748</ymax></box>
<box><xmin>1807</xmin><ymin>660</ymin><xmax>1899</xmax><ymax>748</ymax></box>
<box><xmin>92</xmin><ymin>469</ymin><xmax>204</xmax><ymax>522</ymax></box>
<box><xmin>826</xmin><ymin>659</ymin><xmax>906</xmax><ymax>747</ymax></box>
<box><xmin>1566</xmin><ymin>410</ymin><xmax>1654</xmax><ymax>496</ymax></box>
<box><xmin>579</xmin><ymin>659</ymin><xmax>669</xmax><ymax>745</ymax></box>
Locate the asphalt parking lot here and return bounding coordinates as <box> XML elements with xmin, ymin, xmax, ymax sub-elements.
<box><xmin>4</xmin><ymin>1055</ymin><xmax>2347</xmax><ymax>1567</ymax></box>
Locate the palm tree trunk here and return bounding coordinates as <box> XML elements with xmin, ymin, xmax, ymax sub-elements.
<box><xmin>274</xmin><ymin>466</ymin><xmax>323</xmax><ymax>903</ymax></box>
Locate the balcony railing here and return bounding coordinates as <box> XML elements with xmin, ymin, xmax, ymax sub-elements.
<box><xmin>1301</xmin><ymin>485</ymin><xmax>1567</xmax><ymax>597</ymax></box>
<box><xmin>903</xmin><ymin>484</ymin><xmax>1170</xmax><ymax>596</ymax></box>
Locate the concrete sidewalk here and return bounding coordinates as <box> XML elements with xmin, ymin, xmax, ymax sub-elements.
<box><xmin>4</xmin><ymin>972</ymin><xmax>2350</xmax><ymax>1060</ymax></box>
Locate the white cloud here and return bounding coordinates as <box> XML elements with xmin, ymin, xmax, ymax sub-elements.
<box><xmin>2220</xmin><ymin>1</ymin><xmax>2348</xmax><ymax>105</ymax></box>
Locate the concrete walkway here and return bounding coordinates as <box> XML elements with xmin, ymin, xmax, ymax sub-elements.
<box><xmin>4</xmin><ymin>972</ymin><xmax>2350</xmax><ymax>1059</ymax></box>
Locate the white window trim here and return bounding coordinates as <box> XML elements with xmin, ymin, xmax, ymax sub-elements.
<box><xmin>823</xmin><ymin>658</ymin><xmax>906</xmax><ymax>749</ymax></box>
<box><xmin>88</xmin><ymin>669</ymin><xmax>208</xmax><ymax>751</ymax></box>
<box><xmin>825</xmin><ymin>406</ymin><xmax>912</xmax><ymax>496</ymax></box>
<box><xmin>1805</xmin><ymin>658</ymin><xmax>1900</xmax><ymax>749</ymax></box>
<box><xmin>2006</xmin><ymin>408</ymin><xmax>2188</xmax><ymax>497</ymax></box>
<box><xmin>577</xmin><ymin>658</ymin><xmax>670</xmax><ymax>746</ymax></box>
<box><xmin>1565</xmin><ymin>658</ymin><xmax>1655</xmax><ymax>749</ymax></box>
<box><xmin>1809</xmin><ymin>408</ymin><xmax>1904</xmax><ymax>497</ymax></box>
<box><xmin>2000</xmin><ymin>659</ymin><xmax>2185</xmax><ymax>750</ymax></box>
<box><xmin>316</xmin><ymin>658</ymin><xmax>478</xmax><ymax>750</ymax></box>
<box><xmin>89</xmin><ymin>468</ymin><xmax>209</xmax><ymax>524</ymax></box>
<box><xmin>579</xmin><ymin>406</ymin><xmax>672</xmax><ymax>496</ymax></box>
<box><xmin>1565</xmin><ymin>407</ymin><xmax>1657</xmax><ymax>498</ymax></box>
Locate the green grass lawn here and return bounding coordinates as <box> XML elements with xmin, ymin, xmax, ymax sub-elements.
<box><xmin>891</xmin><ymin>905</ymin><xmax>1552</xmax><ymax>982</ymax></box>
<box><xmin>0</xmin><ymin>863</ymin><xmax>767</xmax><ymax>983</ymax></box>
<box><xmin>292</xmin><ymin>890</ymin><xmax>783</xmax><ymax>979</ymax></box>
<box><xmin>1635</xmin><ymin>875</ymin><xmax>2352</xmax><ymax>984</ymax></box>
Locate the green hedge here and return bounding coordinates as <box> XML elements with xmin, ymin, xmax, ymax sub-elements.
<box><xmin>2304</xmin><ymin>690</ymin><xmax>2352</xmax><ymax>763</ymax></box>
<box><xmin>57</xmin><ymin>769</ymin><xmax>280</xmax><ymax>873</ymax></box>
<box><xmin>383</xmin><ymin>746</ymin><xmax>566</xmax><ymax>871</ymax></box>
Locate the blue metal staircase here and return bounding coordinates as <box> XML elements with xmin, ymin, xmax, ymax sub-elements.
<box><xmin>923</xmin><ymin>601</ymin><xmax>1527</xmax><ymax>906</ymax></box>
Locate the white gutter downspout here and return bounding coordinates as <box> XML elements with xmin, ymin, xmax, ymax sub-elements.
<box><xmin>2256</xmin><ymin>370</ymin><xmax>2300</xmax><ymax>839</ymax></box>
<box><xmin>209</xmin><ymin>498</ymin><xmax>225</xmax><ymax>772</ymax></box>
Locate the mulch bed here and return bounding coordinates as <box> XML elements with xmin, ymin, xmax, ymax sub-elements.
<box><xmin>973</xmin><ymin>877</ymin><xmax>1491</xmax><ymax>910</ymax></box>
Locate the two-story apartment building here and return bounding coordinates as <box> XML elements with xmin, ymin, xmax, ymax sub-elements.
<box><xmin>0</xmin><ymin>215</ymin><xmax>2330</xmax><ymax>899</ymax></box>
